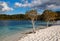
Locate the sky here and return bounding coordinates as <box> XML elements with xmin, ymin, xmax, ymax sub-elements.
<box><xmin>0</xmin><ymin>0</ymin><xmax>60</xmax><ymax>15</ymax></box>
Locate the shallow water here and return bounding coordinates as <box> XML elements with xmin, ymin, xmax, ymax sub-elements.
<box><xmin>0</xmin><ymin>20</ymin><xmax>47</xmax><ymax>41</ymax></box>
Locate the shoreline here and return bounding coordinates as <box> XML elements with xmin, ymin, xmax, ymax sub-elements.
<box><xmin>1</xmin><ymin>26</ymin><xmax>46</xmax><ymax>41</ymax></box>
<box><xmin>18</xmin><ymin>25</ymin><xmax>60</xmax><ymax>41</ymax></box>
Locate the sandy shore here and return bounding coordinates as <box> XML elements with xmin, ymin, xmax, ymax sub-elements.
<box><xmin>18</xmin><ymin>25</ymin><xmax>60</xmax><ymax>41</ymax></box>
<box><xmin>1</xmin><ymin>26</ymin><xmax>46</xmax><ymax>41</ymax></box>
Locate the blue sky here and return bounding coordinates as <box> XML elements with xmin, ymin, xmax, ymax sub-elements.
<box><xmin>0</xmin><ymin>0</ymin><xmax>60</xmax><ymax>15</ymax></box>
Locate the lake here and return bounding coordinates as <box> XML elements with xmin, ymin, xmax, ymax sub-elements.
<box><xmin>0</xmin><ymin>20</ymin><xmax>47</xmax><ymax>41</ymax></box>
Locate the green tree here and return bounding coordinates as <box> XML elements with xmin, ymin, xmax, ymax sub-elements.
<box><xmin>25</xmin><ymin>9</ymin><xmax>37</xmax><ymax>33</ymax></box>
<box><xmin>42</xmin><ymin>10</ymin><xmax>57</xmax><ymax>27</ymax></box>
<box><xmin>56</xmin><ymin>11</ymin><xmax>60</xmax><ymax>20</ymax></box>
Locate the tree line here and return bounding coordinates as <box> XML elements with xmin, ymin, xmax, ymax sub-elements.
<box><xmin>0</xmin><ymin>9</ymin><xmax>60</xmax><ymax>33</ymax></box>
<box><xmin>0</xmin><ymin>10</ymin><xmax>60</xmax><ymax>20</ymax></box>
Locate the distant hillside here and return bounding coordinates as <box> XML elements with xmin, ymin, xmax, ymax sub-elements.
<box><xmin>0</xmin><ymin>10</ymin><xmax>60</xmax><ymax>20</ymax></box>
<box><xmin>0</xmin><ymin>14</ymin><xmax>26</xmax><ymax>20</ymax></box>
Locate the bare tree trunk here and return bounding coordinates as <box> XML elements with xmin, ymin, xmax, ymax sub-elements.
<box><xmin>47</xmin><ymin>21</ymin><xmax>49</xmax><ymax>27</ymax></box>
<box><xmin>32</xmin><ymin>20</ymin><xmax>35</xmax><ymax>33</ymax></box>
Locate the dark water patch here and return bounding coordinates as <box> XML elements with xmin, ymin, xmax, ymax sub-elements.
<box><xmin>0</xmin><ymin>20</ymin><xmax>32</xmax><ymax>26</ymax></box>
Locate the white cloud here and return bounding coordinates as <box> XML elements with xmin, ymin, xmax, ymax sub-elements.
<box><xmin>15</xmin><ymin>2</ymin><xmax>22</xmax><ymax>7</ymax></box>
<box><xmin>15</xmin><ymin>0</ymin><xmax>42</xmax><ymax>7</ymax></box>
<box><xmin>31</xmin><ymin>0</ymin><xmax>42</xmax><ymax>5</ymax></box>
<box><xmin>13</xmin><ymin>0</ymin><xmax>60</xmax><ymax>11</ymax></box>
<box><xmin>15</xmin><ymin>2</ymin><xmax>32</xmax><ymax>7</ymax></box>
<box><xmin>47</xmin><ymin>4</ymin><xmax>60</xmax><ymax>10</ymax></box>
<box><xmin>31</xmin><ymin>0</ymin><xmax>60</xmax><ymax>10</ymax></box>
<box><xmin>0</xmin><ymin>2</ymin><xmax>13</xmax><ymax>11</ymax></box>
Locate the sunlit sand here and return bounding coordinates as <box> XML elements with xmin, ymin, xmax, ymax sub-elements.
<box><xmin>18</xmin><ymin>25</ymin><xmax>60</xmax><ymax>41</ymax></box>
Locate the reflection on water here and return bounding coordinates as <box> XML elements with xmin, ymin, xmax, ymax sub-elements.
<box><xmin>0</xmin><ymin>20</ymin><xmax>47</xmax><ymax>40</ymax></box>
<box><xmin>0</xmin><ymin>20</ymin><xmax>47</xmax><ymax>26</ymax></box>
<box><xmin>0</xmin><ymin>20</ymin><xmax>47</xmax><ymax>35</ymax></box>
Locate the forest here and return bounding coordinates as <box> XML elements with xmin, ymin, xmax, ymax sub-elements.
<box><xmin>0</xmin><ymin>10</ymin><xmax>60</xmax><ymax>21</ymax></box>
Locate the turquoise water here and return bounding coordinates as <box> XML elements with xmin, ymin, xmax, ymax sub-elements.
<box><xmin>0</xmin><ymin>20</ymin><xmax>47</xmax><ymax>40</ymax></box>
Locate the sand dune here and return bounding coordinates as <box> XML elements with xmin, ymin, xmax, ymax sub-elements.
<box><xmin>18</xmin><ymin>25</ymin><xmax>60</xmax><ymax>41</ymax></box>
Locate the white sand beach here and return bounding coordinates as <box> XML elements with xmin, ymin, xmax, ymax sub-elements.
<box><xmin>18</xmin><ymin>25</ymin><xmax>60</xmax><ymax>41</ymax></box>
<box><xmin>1</xmin><ymin>26</ymin><xmax>46</xmax><ymax>41</ymax></box>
